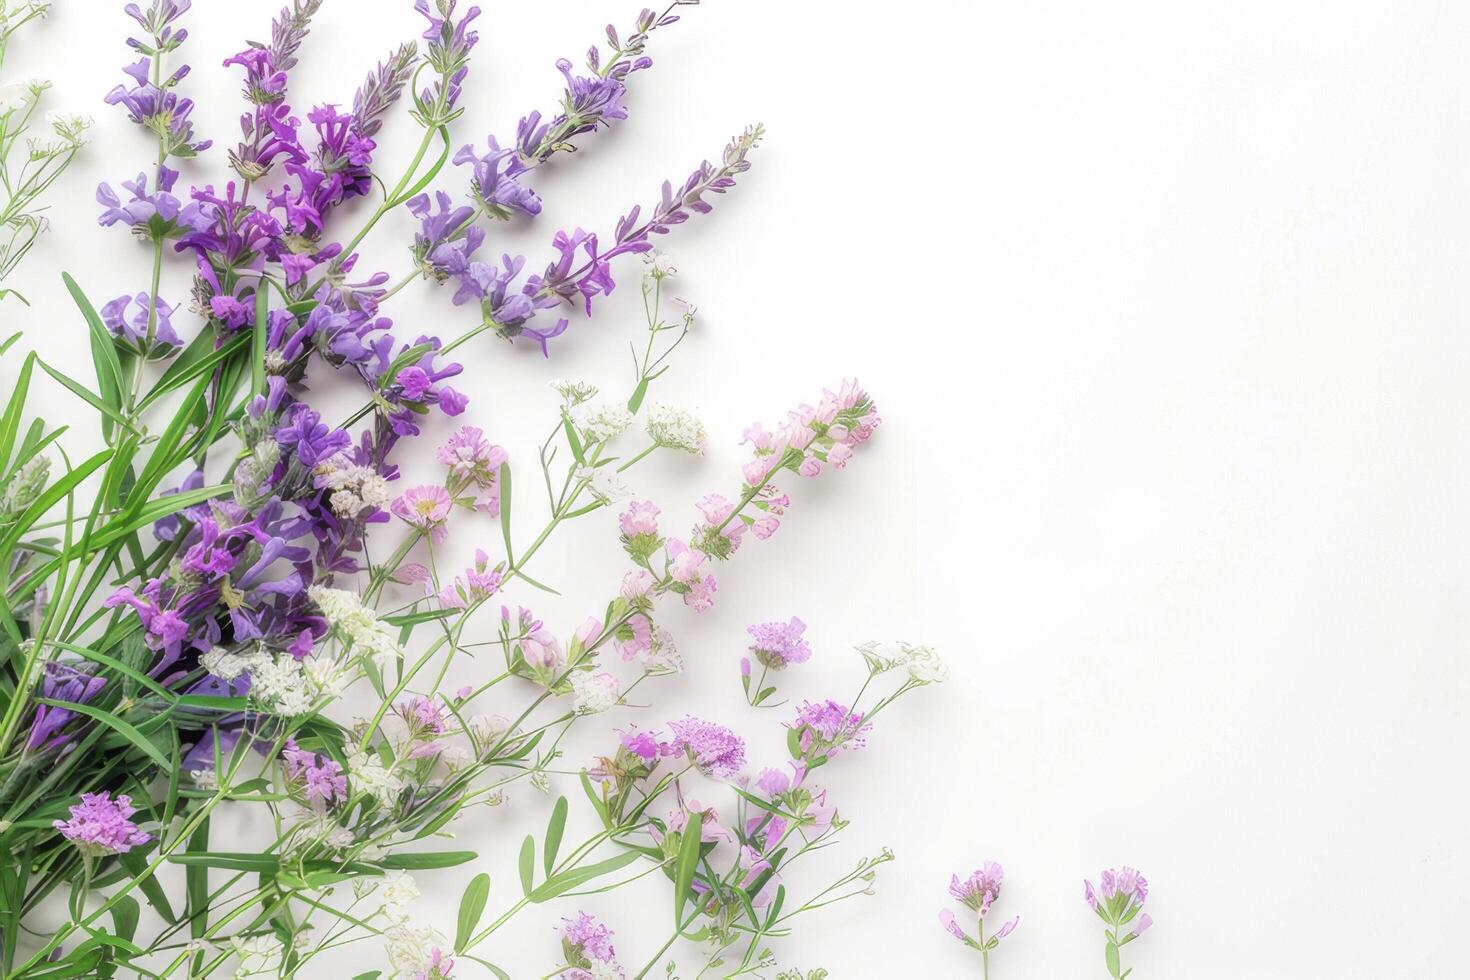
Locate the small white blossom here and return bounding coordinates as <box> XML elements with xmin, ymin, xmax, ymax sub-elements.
<box><xmin>382</xmin><ymin>922</ymin><xmax>449</xmax><ymax>980</ymax></box>
<box><xmin>570</xmin><ymin>670</ymin><xmax>620</xmax><ymax>715</ymax></box>
<box><xmin>642</xmin><ymin>250</ymin><xmax>677</xmax><ymax>279</ymax></box>
<box><xmin>577</xmin><ymin>465</ymin><xmax>629</xmax><ymax>504</ymax></box>
<box><xmin>640</xmin><ymin>628</ymin><xmax>684</xmax><ymax>675</ymax></box>
<box><xmin>346</xmin><ymin>747</ymin><xmax>403</xmax><ymax>807</ymax></box>
<box><xmin>201</xmin><ymin>646</ymin><xmax>269</xmax><ymax>682</ymax></box>
<box><xmin>645</xmin><ymin>402</ymin><xmax>707</xmax><ymax>454</ymax></box>
<box><xmin>229</xmin><ymin>934</ymin><xmax>284</xmax><ymax>977</ymax></box>
<box><xmin>550</xmin><ymin>379</ymin><xmax>599</xmax><ymax>405</ymax></box>
<box><xmin>310</xmin><ymin>585</ymin><xmax>400</xmax><ymax>665</ymax></box>
<box><xmin>529</xmin><ymin>770</ymin><xmax>551</xmax><ymax>794</ymax></box>
<box><xmin>250</xmin><ymin>654</ymin><xmax>312</xmax><ymax>715</ymax></box>
<box><xmin>380</xmin><ymin>872</ymin><xmax>420</xmax><ymax>908</ymax></box>
<box><xmin>901</xmin><ymin>643</ymin><xmax>949</xmax><ymax>684</ymax></box>
<box><xmin>317</xmin><ymin>460</ymin><xmax>392</xmax><ymax>518</ymax></box>
<box><xmin>570</xmin><ymin>402</ymin><xmax>633</xmax><ymax>443</ymax></box>
<box><xmin>189</xmin><ymin>769</ymin><xmax>218</xmax><ymax>790</ymax></box>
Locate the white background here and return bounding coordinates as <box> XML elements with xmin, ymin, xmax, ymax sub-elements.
<box><xmin>7</xmin><ymin>0</ymin><xmax>1470</xmax><ymax>977</ymax></box>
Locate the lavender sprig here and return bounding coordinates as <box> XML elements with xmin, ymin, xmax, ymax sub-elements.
<box><xmin>353</xmin><ymin>41</ymin><xmax>419</xmax><ymax>139</ymax></box>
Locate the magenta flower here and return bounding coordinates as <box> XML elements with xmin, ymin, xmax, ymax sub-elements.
<box><xmin>54</xmin><ymin>792</ymin><xmax>152</xmax><ymax>857</ymax></box>
<box><xmin>559</xmin><ymin>912</ymin><xmax>621</xmax><ymax>977</ymax></box>
<box><xmin>1086</xmin><ymin>866</ymin><xmax>1152</xmax><ymax>977</ymax></box>
<box><xmin>281</xmin><ymin>739</ymin><xmax>348</xmax><ymax>805</ymax></box>
<box><xmin>438</xmin><ymin>548</ymin><xmax>504</xmax><ymax>608</ymax></box>
<box><xmin>391</xmin><ymin>484</ymin><xmax>454</xmax><ymax>543</ymax></box>
<box><xmin>939</xmin><ymin>860</ymin><xmax>1019</xmax><ymax>970</ymax></box>
<box><xmin>668</xmin><ymin>716</ymin><xmax>746</xmax><ymax>778</ymax></box>
<box><xmin>747</xmin><ymin>616</ymin><xmax>812</xmax><ymax>670</ymax></box>
<box><xmin>790</xmin><ymin>699</ymin><xmax>871</xmax><ymax>759</ymax></box>
<box><xmin>436</xmin><ymin>425</ymin><xmax>508</xmax><ymax>514</ymax></box>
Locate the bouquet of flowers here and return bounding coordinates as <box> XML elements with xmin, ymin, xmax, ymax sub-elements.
<box><xmin>0</xmin><ymin>3</ymin><xmax>944</xmax><ymax>977</ymax></box>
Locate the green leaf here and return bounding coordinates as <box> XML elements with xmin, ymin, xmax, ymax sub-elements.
<box><xmin>391</xmin><ymin>126</ymin><xmax>452</xmax><ymax>205</ymax></box>
<box><xmin>376</xmin><ymin>851</ymin><xmax>477</xmax><ymax>871</ymax></box>
<box><xmin>543</xmin><ymin>796</ymin><xmax>568</xmax><ymax>875</ymax></box>
<box><xmin>168</xmin><ymin>852</ymin><xmax>279</xmax><ymax>873</ymax></box>
<box><xmin>580</xmin><ymin>772</ymin><xmax>609</xmax><ymax>828</ymax></box>
<box><xmin>37</xmin><ymin>360</ymin><xmax>135</xmax><ymax>435</ymax></box>
<box><xmin>674</xmin><ymin>812</ymin><xmax>704</xmax><ymax>921</ymax></box>
<box><xmin>518</xmin><ymin>834</ymin><xmax>535</xmax><ymax>896</ymax></box>
<box><xmin>0</xmin><ymin>351</ymin><xmax>36</xmax><ymax>475</ymax></box>
<box><xmin>119</xmin><ymin>849</ymin><xmax>176</xmax><ymax>924</ymax></box>
<box><xmin>36</xmin><ymin>699</ymin><xmax>168</xmax><ymax>768</ymax></box>
<box><xmin>62</xmin><ymin>272</ymin><xmax>124</xmax><ymax>440</ymax></box>
<box><xmin>1106</xmin><ymin>941</ymin><xmax>1121</xmax><ymax>977</ymax></box>
<box><xmin>139</xmin><ymin>330</ymin><xmax>247</xmax><ymax>410</ymax></box>
<box><xmin>627</xmin><ymin>377</ymin><xmax>650</xmax><ymax>414</ymax></box>
<box><xmin>251</xmin><ymin>285</ymin><xmax>269</xmax><ymax>398</ymax></box>
<box><xmin>454</xmin><ymin>873</ymin><xmax>491</xmax><ymax>953</ymax></box>
<box><xmin>109</xmin><ymin>896</ymin><xmax>140</xmax><ymax>942</ymax></box>
<box><xmin>498</xmin><ymin>461</ymin><xmax>514</xmax><ymax>562</ymax></box>
<box><xmin>561</xmin><ymin>413</ymin><xmax>585</xmax><ymax>463</ymax></box>
<box><xmin>529</xmin><ymin>851</ymin><xmax>641</xmax><ymax>903</ymax></box>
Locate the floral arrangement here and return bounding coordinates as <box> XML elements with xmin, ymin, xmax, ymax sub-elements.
<box><xmin>0</xmin><ymin>2</ymin><xmax>1160</xmax><ymax>977</ymax></box>
<box><xmin>0</xmin><ymin>2</ymin><xmax>957</xmax><ymax>977</ymax></box>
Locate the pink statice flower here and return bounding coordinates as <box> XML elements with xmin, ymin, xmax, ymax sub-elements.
<box><xmin>558</xmin><ymin>912</ymin><xmax>622</xmax><ymax>978</ymax></box>
<box><xmin>940</xmin><ymin>860</ymin><xmax>1020</xmax><ymax>960</ymax></box>
<box><xmin>790</xmin><ymin>699</ymin><xmax>871</xmax><ymax>759</ymax></box>
<box><xmin>1085</xmin><ymin>866</ymin><xmax>1152</xmax><ymax>968</ymax></box>
<box><xmin>53</xmin><ymin>792</ymin><xmax>151</xmax><ymax>857</ymax></box>
<box><xmin>619</xmin><ymin>569</ymin><xmax>655</xmax><ymax>601</ymax></box>
<box><xmin>391</xmin><ymin>484</ymin><xmax>453</xmax><ymax>543</ymax></box>
<box><xmin>747</xmin><ymin>616</ymin><xmax>812</xmax><ymax>670</ymax></box>
<box><xmin>438</xmin><ymin>549</ymin><xmax>504</xmax><ymax>608</ymax></box>
<box><xmin>437</xmin><ymin>425</ymin><xmax>509</xmax><ymax>514</ymax></box>
<box><xmin>281</xmin><ymin>738</ymin><xmax>348</xmax><ymax>805</ymax></box>
<box><xmin>668</xmin><ymin>716</ymin><xmax>746</xmax><ymax>778</ymax></box>
<box><xmin>665</xmin><ymin>538</ymin><xmax>717</xmax><ymax>613</ymax></box>
<box><xmin>613</xmin><ymin>612</ymin><xmax>652</xmax><ymax>662</ymax></box>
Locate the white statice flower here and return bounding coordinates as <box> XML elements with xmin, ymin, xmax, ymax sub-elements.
<box><xmin>309</xmin><ymin>585</ymin><xmax>400</xmax><ymax>665</ymax></box>
<box><xmin>642</xmin><ymin>250</ymin><xmax>676</xmax><ymax>279</ymax></box>
<box><xmin>380</xmin><ymin>872</ymin><xmax>420</xmax><ymax>909</ymax></box>
<box><xmin>382</xmin><ymin>922</ymin><xmax>449</xmax><ymax>980</ymax></box>
<box><xmin>317</xmin><ymin>459</ymin><xmax>392</xmax><ymax>518</ymax></box>
<box><xmin>250</xmin><ymin>654</ymin><xmax>312</xmax><ymax>715</ymax></box>
<box><xmin>189</xmin><ymin>768</ymin><xmax>218</xmax><ymax>790</ymax></box>
<box><xmin>901</xmin><ymin>643</ymin><xmax>949</xmax><ymax>684</ymax></box>
<box><xmin>467</xmin><ymin>714</ymin><xmax>510</xmax><ymax>753</ymax></box>
<box><xmin>304</xmin><ymin>657</ymin><xmax>352</xmax><ymax>700</ymax></box>
<box><xmin>324</xmin><ymin>825</ymin><xmax>355</xmax><ymax>850</ymax></box>
<box><xmin>440</xmin><ymin>744</ymin><xmax>473</xmax><ymax>770</ymax></box>
<box><xmin>229</xmin><ymin>934</ymin><xmax>284</xmax><ymax>977</ymax></box>
<box><xmin>44</xmin><ymin>109</ymin><xmax>91</xmax><ymax>144</ymax></box>
<box><xmin>0</xmin><ymin>81</ymin><xmax>32</xmax><ymax>112</ymax></box>
<box><xmin>570</xmin><ymin>670</ymin><xmax>620</xmax><ymax>715</ymax></box>
<box><xmin>641</xmin><ymin>627</ymin><xmax>684</xmax><ymax>675</ymax></box>
<box><xmin>550</xmin><ymin>379</ymin><xmax>599</xmax><ymax>405</ymax></box>
<box><xmin>589</xmin><ymin>962</ymin><xmax>625</xmax><ymax>980</ymax></box>
<box><xmin>576</xmin><ymin>465</ymin><xmax>629</xmax><ymax>504</ymax></box>
<box><xmin>201</xmin><ymin>645</ymin><xmax>270</xmax><ymax>682</ymax></box>
<box><xmin>644</xmin><ymin>402</ymin><xmax>707</xmax><ymax>454</ymax></box>
<box><xmin>346</xmin><ymin>747</ymin><xmax>403</xmax><ymax>807</ymax></box>
<box><xmin>570</xmin><ymin>402</ymin><xmax>633</xmax><ymax>443</ymax></box>
<box><xmin>853</xmin><ymin>640</ymin><xmax>903</xmax><ymax>676</ymax></box>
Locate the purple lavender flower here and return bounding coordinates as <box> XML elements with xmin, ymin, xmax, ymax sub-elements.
<box><xmin>668</xmin><ymin>716</ymin><xmax>746</xmax><ymax>778</ymax></box>
<box><xmin>747</xmin><ymin>616</ymin><xmax>812</xmax><ymax>670</ymax></box>
<box><xmin>104</xmin><ymin>82</ymin><xmax>211</xmax><ymax>158</ymax></box>
<box><xmin>414</xmin><ymin>0</ymin><xmax>481</xmax><ymax>117</ymax></box>
<box><xmin>101</xmin><ymin>292</ymin><xmax>182</xmax><ymax>358</ymax></box>
<box><xmin>408</xmin><ymin>190</ymin><xmax>484</xmax><ymax>281</ymax></box>
<box><xmin>26</xmin><ymin>663</ymin><xmax>108</xmax><ymax>754</ymax></box>
<box><xmin>53</xmin><ymin>792</ymin><xmax>152</xmax><ymax>857</ymax></box>
<box><xmin>453</xmin><ymin>139</ymin><xmax>542</xmax><ymax>220</ymax></box>
<box><xmin>96</xmin><ymin>167</ymin><xmax>203</xmax><ymax>240</ymax></box>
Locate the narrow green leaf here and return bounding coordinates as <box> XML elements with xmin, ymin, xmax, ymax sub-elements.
<box><xmin>561</xmin><ymin>413</ymin><xmax>585</xmax><ymax>463</ymax></box>
<box><xmin>37</xmin><ymin>360</ymin><xmax>136</xmax><ymax>434</ymax></box>
<box><xmin>543</xmin><ymin>796</ymin><xmax>568</xmax><ymax>875</ymax></box>
<box><xmin>1106</xmin><ymin>941</ymin><xmax>1121</xmax><ymax>976</ymax></box>
<box><xmin>580</xmin><ymin>772</ymin><xmax>609</xmax><ymax>829</ymax></box>
<box><xmin>518</xmin><ymin>834</ymin><xmax>535</xmax><ymax>896</ymax></box>
<box><xmin>251</xmin><ymin>284</ymin><xmax>269</xmax><ymax>398</ymax></box>
<box><xmin>119</xmin><ymin>849</ymin><xmax>176</xmax><ymax>923</ymax></box>
<box><xmin>168</xmin><ymin>852</ymin><xmax>279</xmax><ymax>873</ymax></box>
<box><xmin>376</xmin><ymin>851</ymin><xmax>477</xmax><ymax>871</ymax></box>
<box><xmin>627</xmin><ymin>377</ymin><xmax>650</xmax><ymax>414</ymax></box>
<box><xmin>109</xmin><ymin>896</ymin><xmax>140</xmax><ymax>942</ymax></box>
<box><xmin>62</xmin><ymin>272</ymin><xmax>124</xmax><ymax>439</ymax></box>
<box><xmin>139</xmin><ymin>330</ymin><xmax>246</xmax><ymax>410</ymax></box>
<box><xmin>454</xmin><ymin>873</ymin><xmax>491</xmax><ymax>953</ymax></box>
<box><xmin>36</xmin><ymin>699</ymin><xmax>168</xmax><ymax>768</ymax></box>
<box><xmin>674</xmin><ymin>811</ymin><xmax>704</xmax><ymax>921</ymax></box>
<box><xmin>529</xmin><ymin>851</ymin><xmax>642</xmax><ymax>903</ymax></box>
<box><xmin>498</xmin><ymin>461</ymin><xmax>514</xmax><ymax>562</ymax></box>
<box><xmin>0</xmin><ymin>351</ymin><xmax>36</xmax><ymax>475</ymax></box>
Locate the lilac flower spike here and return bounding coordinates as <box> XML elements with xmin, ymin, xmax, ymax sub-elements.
<box><xmin>939</xmin><ymin>861</ymin><xmax>1018</xmax><ymax>977</ymax></box>
<box><xmin>53</xmin><ymin>792</ymin><xmax>152</xmax><ymax>857</ymax></box>
<box><xmin>1085</xmin><ymin>866</ymin><xmax>1152</xmax><ymax>979</ymax></box>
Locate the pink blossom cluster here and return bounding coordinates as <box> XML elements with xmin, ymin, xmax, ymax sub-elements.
<box><xmin>53</xmin><ymin>791</ymin><xmax>151</xmax><ymax>857</ymax></box>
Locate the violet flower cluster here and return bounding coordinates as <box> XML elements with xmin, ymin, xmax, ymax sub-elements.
<box><xmin>1086</xmin><ymin>866</ymin><xmax>1154</xmax><ymax>978</ymax></box>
